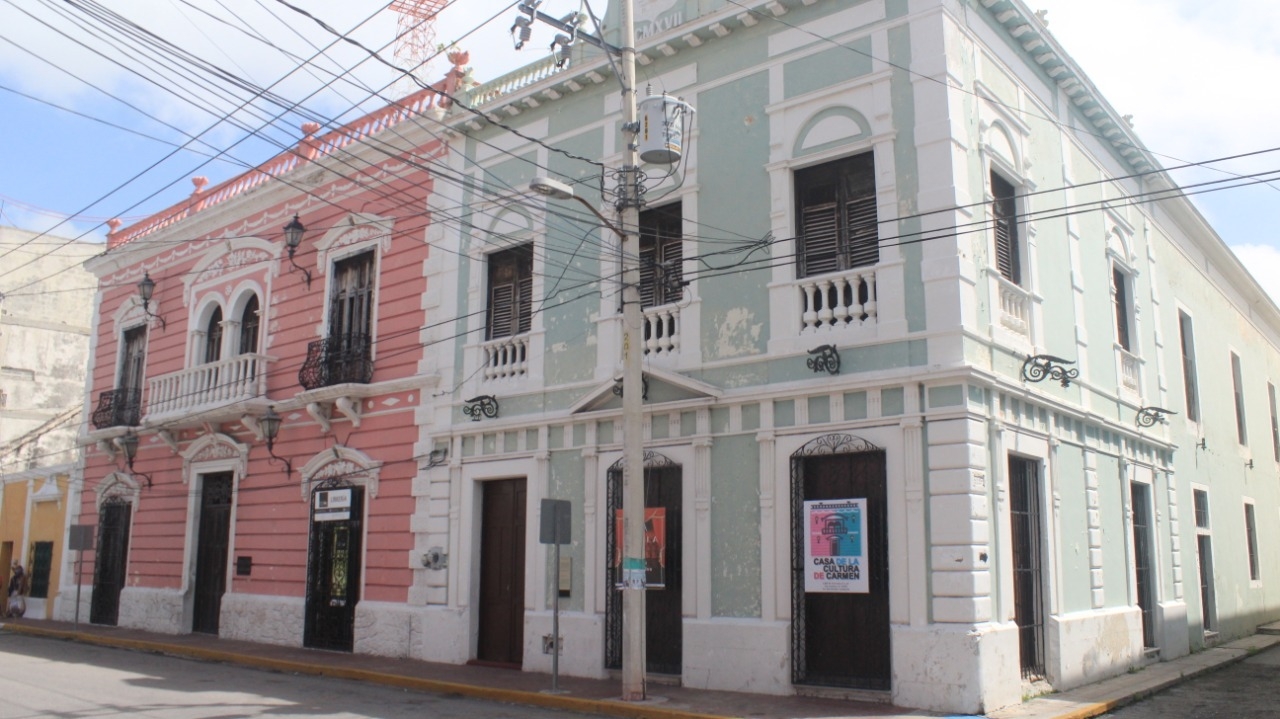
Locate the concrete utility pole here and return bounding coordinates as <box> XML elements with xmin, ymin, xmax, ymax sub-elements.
<box><xmin>617</xmin><ymin>0</ymin><xmax>647</xmax><ymax>702</ymax></box>
<box><xmin>531</xmin><ymin>0</ymin><xmax>646</xmax><ymax>700</ymax></box>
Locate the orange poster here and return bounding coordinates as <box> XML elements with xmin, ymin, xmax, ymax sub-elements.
<box><xmin>614</xmin><ymin>507</ymin><xmax>666</xmax><ymax>588</ymax></box>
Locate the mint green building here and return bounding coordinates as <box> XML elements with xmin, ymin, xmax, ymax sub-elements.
<box><xmin>397</xmin><ymin>0</ymin><xmax>1280</xmax><ymax>713</ymax></box>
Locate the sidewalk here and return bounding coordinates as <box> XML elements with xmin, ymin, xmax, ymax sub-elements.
<box><xmin>1</xmin><ymin>618</ymin><xmax>1276</xmax><ymax>719</ymax></box>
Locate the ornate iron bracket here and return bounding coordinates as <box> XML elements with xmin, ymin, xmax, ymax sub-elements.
<box><xmin>612</xmin><ymin>377</ymin><xmax>649</xmax><ymax>400</ymax></box>
<box><xmin>1136</xmin><ymin>406</ymin><xmax>1177</xmax><ymax>427</ymax></box>
<box><xmin>1021</xmin><ymin>354</ymin><xmax>1080</xmax><ymax>388</ymax></box>
<box><xmin>806</xmin><ymin>344</ymin><xmax>841</xmax><ymax>375</ymax></box>
<box><xmin>463</xmin><ymin>395</ymin><xmax>499</xmax><ymax>421</ymax></box>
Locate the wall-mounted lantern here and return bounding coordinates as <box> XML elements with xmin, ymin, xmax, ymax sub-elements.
<box><xmin>283</xmin><ymin>215</ymin><xmax>312</xmax><ymax>289</ymax></box>
<box><xmin>117</xmin><ymin>430</ymin><xmax>152</xmax><ymax>487</ymax></box>
<box><xmin>259</xmin><ymin>405</ymin><xmax>292</xmax><ymax>475</ymax></box>
<box><xmin>137</xmin><ymin>271</ymin><xmax>166</xmax><ymax>329</ymax></box>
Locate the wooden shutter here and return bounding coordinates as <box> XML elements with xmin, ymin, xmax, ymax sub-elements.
<box><xmin>991</xmin><ymin>172</ymin><xmax>1021</xmax><ymax>285</ymax></box>
<box><xmin>797</xmin><ymin>153</ymin><xmax>877</xmax><ymax>277</ymax></box>
<box><xmin>330</xmin><ymin>251</ymin><xmax>375</xmax><ymax>345</ymax></box>
<box><xmin>1113</xmin><ymin>267</ymin><xmax>1131</xmax><ymax>351</ymax></box>
<box><xmin>640</xmin><ymin>203</ymin><xmax>683</xmax><ymax>308</ymax></box>
<box><xmin>487</xmin><ymin>245</ymin><xmax>533</xmax><ymax>339</ymax></box>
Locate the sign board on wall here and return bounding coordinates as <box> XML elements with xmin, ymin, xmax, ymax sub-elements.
<box><xmin>314</xmin><ymin>488</ymin><xmax>351</xmax><ymax>522</ymax></box>
<box><xmin>803</xmin><ymin>498</ymin><xmax>868</xmax><ymax>593</ymax></box>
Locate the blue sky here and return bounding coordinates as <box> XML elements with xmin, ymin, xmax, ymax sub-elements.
<box><xmin>1</xmin><ymin>0</ymin><xmax>1278</xmax><ymax>298</ymax></box>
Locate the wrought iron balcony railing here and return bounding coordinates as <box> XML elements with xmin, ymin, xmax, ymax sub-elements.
<box><xmin>298</xmin><ymin>333</ymin><xmax>374</xmax><ymax>390</ymax></box>
<box><xmin>91</xmin><ymin>387</ymin><xmax>142</xmax><ymax>429</ymax></box>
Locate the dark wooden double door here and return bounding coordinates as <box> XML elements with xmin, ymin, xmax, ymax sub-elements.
<box><xmin>792</xmin><ymin>451</ymin><xmax>889</xmax><ymax>690</ymax></box>
<box><xmin>305</xmin><ymin>483</ymin><xmax>365</xmax><ymax>652</ymax></box>
<box><xmin>606</xmin><ymin>465</ymin><xmax>682</xmax><ymax>676</ymax></box>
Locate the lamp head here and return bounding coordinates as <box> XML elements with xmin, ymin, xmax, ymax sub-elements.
<box><xmin>137</xmin><ymin>272</ymin><xmax>155</xmax><ymax>305</ymax></box>
<box><xmin>260</xmin><ymin>405</ymin><xmax>282</xmax><ymax>449</ymax></box>
<box><xmin>283</xmin><ymin>215</ymin><xmax>305</xmax><ymax>257</ymax></box>
<box><xmin>119</xmin><ymin>430</ymin><xmax>139</xmax><ymax>467</ymax></box>
<box><xmin>530</xmin><ymin>176</ymin><xmax>575</xmax><ymax>200</ymax></box>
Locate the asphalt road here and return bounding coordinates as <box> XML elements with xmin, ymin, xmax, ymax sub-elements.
<box><xmin>0</xmin><ymin>632</ymin><xmax>598</xmax><ymax>719</ymax></box>
<box><xmin>1100</xmin><ymin>643</ymin><xmax>1280</xmax><ymax>718</ymax></box>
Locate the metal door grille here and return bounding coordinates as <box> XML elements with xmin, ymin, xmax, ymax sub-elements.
<box><xmin>90</xmin><ymin>498</ymin><xmax>131</xmax><ymax>626</ymax></box>
<box><xmin>1131</xmin><ymin>482</ymin><xmax>1157</xmax><ymax>648</ymax></box>
<box><xmin>1009</xmin><ymin>456</ymin><xmax>1045</xmax><ymax>679</ymax></box>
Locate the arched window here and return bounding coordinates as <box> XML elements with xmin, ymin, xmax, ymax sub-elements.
<box><xmin>204</xmin><ymin>307</ymin><xmax>223</xmax><ymax>363</ymax></box>
<box><xmin>239</xmin><ymin>295</ymin><xmax>260</xmax><ymax>354</ymax></box>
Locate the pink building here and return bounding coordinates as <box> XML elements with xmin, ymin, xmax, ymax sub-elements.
<box><xmin>71</xmin><ymin>71</ymin><xmax>459</xmax><ymax>652</ymax></box>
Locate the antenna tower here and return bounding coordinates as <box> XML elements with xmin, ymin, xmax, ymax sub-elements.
<box><xmin>390</xmin><ymin>0</ymin><xmax>448</xmax><ymax>97</ymax></box>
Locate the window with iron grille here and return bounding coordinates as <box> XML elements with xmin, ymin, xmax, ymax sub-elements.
<box><xmin>1244</xmin><ymin>502</ymin><xmax>1260</xmax><ymax>581</ymax></box>
<box><xmin>991</xmin><ymin>171</ymin><xmax>1021</xmax><ymax>285</ymax></box>
<box><xmin>795</xmin><ymin>152</ymin><xmax>879</xmax><ymax>278</ymax></box>
<box><xmin>239</xmin><ymin>294</ymin><xmax>260</xmax><ymax>355</ymax></box>
<box><xmin>204</xmin><ymin>306</ymin><xmax>223</xmax><ymax>363</ymax></box>
<box><xmin>1194</xmin><ymin>489</ymin><xmax>1210</xmax><ymax>530</ymax></box>
<box><xmin>330</xmin><ymin>251</ymin><xmax>376</xmax><ymax>344</ymax></box>
<box><xmin>1231</xmin><ymin>352</ymin><xmax>1247</xmax><ymax>445</ymax></box>
<box><xmin>1113</xmin><ymin>266</ymin><xmax>1134</xmax><ymax>352</ymax></box>
<box><xmin>487</xmin><ymin>244</ymin><xmax>533</xmax><ymax>340</ymax></box>
<box><xmin>1179</xmin><ymin>311</ymin><xmax>1200</xmax><ymax>422</ymax></box>
<box><xmin>640</xmin><ymin>202</ymin><xmax>683</xmax><ymax>308</ymax></box>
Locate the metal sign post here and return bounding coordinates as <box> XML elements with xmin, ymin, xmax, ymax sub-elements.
<box><xmin>68</xmin><ymin>525</ymin><xmax>95</xmax><ymax>628</ymax></box>
<box><xmin>539</xmin><ymin>498</ymin><xmax>571</xmax><ymax>694</ymax></box>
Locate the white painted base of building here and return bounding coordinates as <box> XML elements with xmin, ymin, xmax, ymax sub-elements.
<box><xmin>892</xmin><ymin>622</ymin><xmax>1020</xmax><ymax>715</ymax></box>
<box><xmin>682</xmin><ymin>619</ymin><xmax>790</xmax><ymax>694</ymax></box>
<box><xmin>523</xmin><ymin>611</ymin><xmax>607</xmax><ymax>679</ymax></box>
<box><xmin>117</xmin><ymin>587</ymin><xmax>186</xmax><ymax>634</ymax></box>
<box><xmin>1157</xmin><ymin>601</ymin><xmax>1190</xmax><ymax>660</ymax></box>
<box><xmin>1046</xmin><ymin>606</ymin><xmax>1143</xmax><ymax>690</ymax></box>
<box><xmin>219</xmin><ymin>592</ymin><xmax>303</xmax><ymax>647</ymax></box>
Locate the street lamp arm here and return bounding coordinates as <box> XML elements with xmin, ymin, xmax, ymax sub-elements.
<box><xmin>530</xmin><ymin>176</ymin><xmax>627</xmax><ymax>237</ymax></box>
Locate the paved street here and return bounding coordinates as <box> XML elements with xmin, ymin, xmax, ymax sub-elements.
<box><xmin>0</xmin><ymin>632</ymin><xmax>597</xmax><ymax>719</ymax></box>
<box><xmin>1099</xmin><ymin>643</ymin><xmax>1280</xmax><ymax>719</ymax></box>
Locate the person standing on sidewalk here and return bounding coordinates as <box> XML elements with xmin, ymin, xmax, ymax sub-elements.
<box><xmin>7</xmin><ymin>563</ymin><xmax>27</xmax><ymax>618</ymax></box>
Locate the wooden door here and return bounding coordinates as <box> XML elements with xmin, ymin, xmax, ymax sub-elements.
<box><xmin>304</xmin><ymin>483</ymin><xmax>364</xmax><ymax>652</ymax></box>
<box><xmin>605</xmin><ymin>463</ymin><xmax>683</xmax><ymax>675</ymax></box>
<box><xmin>477</xmin><ymin>478</ymin><xmax>526</xmax><ymax>665</ymax></box>
<box><xmin>792</xmin><ymin>451</ymin><xmax>889</xmax><ymax>690</ymax></box>
<box><xmin>192</xmin><ymin>473</ymin><xmax>232</xmax><ymax>634</ymax></box>
<box><xmin>91</xmin><ymin>499</ymin><xmax>131</xmax><ymax>626</ymax></box>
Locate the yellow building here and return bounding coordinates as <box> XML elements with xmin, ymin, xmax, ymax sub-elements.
<box><xmin>0</xmin><ymin>465</ymin><xmax>74</xmax><ymax>619</ymax></box>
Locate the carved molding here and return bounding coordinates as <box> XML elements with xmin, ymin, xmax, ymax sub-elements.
<box><xmin>94</xmin><ymin>471</ymin><xmax>141</xmax><ymax>511</ymax></box>
<box><xmin>299</xmin><ymin>445</ymin><xmax>382</xmax><ymax>500</ymax></box>
<box><xmin>181</xmin><ymin>432</ymin><xmax>250</xmax><ymax>481</ymax></box>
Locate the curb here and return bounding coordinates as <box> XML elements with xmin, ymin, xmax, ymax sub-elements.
<box><xmin>1008</xmin><ymin>639</ymin><xmax>1280</xmax><ymax>719</ymax></box>
<box><xmin>1</xmin><ymin>622</ymin><xmax>735</xmax><ymax>719</ymax></box>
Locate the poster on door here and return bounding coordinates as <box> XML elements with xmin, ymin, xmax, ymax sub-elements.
<box><xmin>804</xmin><ymin>498</ymin><xmax>868</xmax><ymax>593</ymax></box>
<box><xmin>614</xmin><ymin>508</ymin><xmax>667</xmax><ymax>588</ymax></box>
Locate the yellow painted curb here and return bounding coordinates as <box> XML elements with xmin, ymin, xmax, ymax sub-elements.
<box><xmin>2</xmin><ymin>623</ymin><xmax>734</xmax><ymax>719</ymax></box>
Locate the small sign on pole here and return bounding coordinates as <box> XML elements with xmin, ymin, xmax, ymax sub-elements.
<box><xmin>539</xmin><ymin>499</ymin><xmax>571</xmax><ymax>694</ymax></box>
<box><xmin>68</xmin><ymin>525</ymin><xmax>95</xmax><ymax>629</ymax></box>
